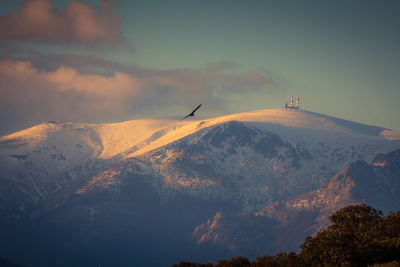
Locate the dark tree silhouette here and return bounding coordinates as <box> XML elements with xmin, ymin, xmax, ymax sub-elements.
<box><xmin>299</xmin><ymin>204</ymin><xmax>400</xmax><ymax>266</ymax></box>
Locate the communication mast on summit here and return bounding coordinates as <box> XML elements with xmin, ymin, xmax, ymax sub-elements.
<box><xmin>285</xmin><ymin>96</ymin><xmax>300</xmax><ymax>109</ymax></box>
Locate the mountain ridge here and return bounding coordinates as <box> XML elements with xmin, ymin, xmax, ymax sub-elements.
<box><xmin>2</xmin><ymin>108</ymin><xmax>398</xmax><ymax>157</ymax></box>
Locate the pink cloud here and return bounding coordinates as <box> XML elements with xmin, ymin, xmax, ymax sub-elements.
<box><xmin>0</xmin><ymin>59</ymin><xmax>144</xmax><ymax>108</ymax></box>
<box><xmin>0</xmin><ymin>0</ymin><xmax>122</xmax><ymax>45</ymax></box>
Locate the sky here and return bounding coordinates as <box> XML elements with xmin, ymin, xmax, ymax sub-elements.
<box><xmin>0</xmin><ymin>0</ymin><xmax>399</xmax><ymax>135</ymax></box>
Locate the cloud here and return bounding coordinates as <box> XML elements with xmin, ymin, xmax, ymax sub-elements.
<box><xmin>0</xmin><ymin>59</ymin><xmax>143</xmax><ymax>112</ymax></box>
<box><xmin>0</xmin><ymin>0</ymin><xmax>122</xmax><ymax>45</ymax></box>
<box><xmin>0</xmin><ymin>57</ymin><xmax>274</xmax><ymax>135</ymax></box>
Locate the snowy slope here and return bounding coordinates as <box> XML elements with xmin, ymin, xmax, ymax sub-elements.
<box><xmin>1</xmin><ymin>108</ymin><xmax>399</xmax><ymax>204</ymax></box>
<box><xmin>122</xmin><ymin>108</ymin><xmax>399</xmax><ymax>158</ymax></box>
<box><xmin>126</xmin><ymin>120</ymin><xmax>399</xmax><ymax>211</ymax></box>
<box><xmin>2</xmin><ymin>108</ymin><xmax>398</xmax><ymax>161</ymax></box>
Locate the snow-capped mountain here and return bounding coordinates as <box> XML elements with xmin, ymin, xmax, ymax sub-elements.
<box><xmin>1</xmin><ymin>108</ymin><xmax>400</xmax><ymax>266</ymax></box>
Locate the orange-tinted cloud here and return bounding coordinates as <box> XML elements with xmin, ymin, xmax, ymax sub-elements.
<box><xmin>0</xmin><ymin>0</ymin><xmax>122</xmax><ymax>45</ymax></box>
<box><xmin>0</xmin><ymin>59</ymin><xmax>144</xmax><ymax>112</ymax></box>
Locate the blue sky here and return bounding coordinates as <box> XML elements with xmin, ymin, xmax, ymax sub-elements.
<box><xmin>0</xmin><ymin>0</ymin><xmax>399</xmax><ymax>134</ymax></box>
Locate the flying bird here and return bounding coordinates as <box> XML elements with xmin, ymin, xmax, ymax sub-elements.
<box><xmin>180</xmin><ymin>104</ymin><xmax>202</xmax><ymax>120</ymax></box>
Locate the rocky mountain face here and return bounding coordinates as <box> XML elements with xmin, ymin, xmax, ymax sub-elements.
<box><xmin>1</xmin><ymin>109</ymin><xmax>400</xmax><ymax>266</ymax></box>
<box><xmin>195</xmin><ymin>152</ymin><xmax>400</xmax><ymax>255</ymax></box>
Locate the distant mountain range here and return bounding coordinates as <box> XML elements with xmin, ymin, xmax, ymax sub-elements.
<box><xmin>1</xmin><ymin>108</ymin><xmax>400</xmax><ymax>266</ymax></box>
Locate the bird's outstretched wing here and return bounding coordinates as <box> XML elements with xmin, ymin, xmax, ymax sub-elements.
<box><xmin>191</xmin><ymin>104</ymin><xmax>202</xmax><ymax>114</ymax></box>
<box><xmin>180</xmin><ymin>104</ymin><xmax>202</xmax><ymax>120</ymax></box>
<box><xmin>179</xmin><ymin>114</ymin><xmax>191</xmax><ymax>121</ymax></box>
